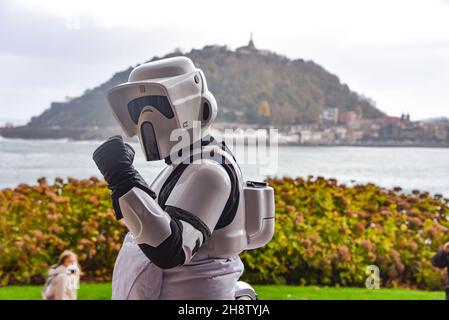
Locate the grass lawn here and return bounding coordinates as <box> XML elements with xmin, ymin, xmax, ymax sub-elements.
<box><xmin>0</xmin><ymin>283</ymin><xmax>444</xmax><ymax>300</ymax></box>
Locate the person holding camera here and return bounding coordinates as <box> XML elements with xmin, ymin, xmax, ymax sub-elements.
<box><xmin>42</xmin><ymin>250</ymin><xmax>81</xmax><ymax>300</ymax></box>
<box><xmin>431</xmin><ymin>242</ymin><xmax>449</xmax><ymax>300</ymax></box>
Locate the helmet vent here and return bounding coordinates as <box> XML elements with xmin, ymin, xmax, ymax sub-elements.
<box><xmin>202</xmin><ymin>102</ymin><xmax>210</xmax><ymax>120</ymax></box>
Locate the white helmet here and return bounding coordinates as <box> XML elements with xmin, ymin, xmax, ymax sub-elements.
<box><xmin>107</xmin><ymin>56</ymin><xmax>217</xmax><ymax>161</ymax></box>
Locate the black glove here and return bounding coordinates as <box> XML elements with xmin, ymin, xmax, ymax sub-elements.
<box><xmin>93</xmin><ymin>135</ymin><xmax>156</xmax><ymax>220</ymax></box>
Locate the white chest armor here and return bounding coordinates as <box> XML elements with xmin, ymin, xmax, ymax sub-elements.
<box><xmin>149</xmin><ymin>145</ymin><xmax>275</xmax><ymax>258</ymax></box>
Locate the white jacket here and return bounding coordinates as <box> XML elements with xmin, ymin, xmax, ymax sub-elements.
<box><xmin>42</xmin><ymin>265</ymin><xmax>79</xmax><ymax>300</ymax></box>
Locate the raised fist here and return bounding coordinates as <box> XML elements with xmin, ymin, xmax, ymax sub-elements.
<box><xmin>92</xmin><ymin>135</ymin><xmax>155</xmax><ymax>220</ymax></box>
<box><xmin>93</xmin><ymin>135</ymin><xmax>136</xmax><ymax>185</ymax></box>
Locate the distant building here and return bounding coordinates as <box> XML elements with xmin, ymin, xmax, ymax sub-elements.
<box><xmin>334</xmin><ymin>127</ymin><xmax>348</xmax><ymax>141</ymax></box>
<box><xmin>299</xmin><ymin>130</ymin><xmax>324</xmax><ymax>144</ymax></box>
<box><xmin>347</xmin><ymin>130</ymin><xmax>364</xmax><ymax>142</ymax></box>
<box><xmin>320</xmin><ymin>108</ymin><xmax>339</xmax><ymax>124</ymax></box>
<box><xmin>322</xmin><ymin>128</ymin><xmax>336</xmax><ymax>143</ymax></box>
<box><xmin>362</xmin><ymin>121</ymin><xmax>381</xmax><ymax>139</ymax></box>
<box><xmin>399</xmin><ymin>125</ymin><xmax>425</xmax><ymax>141</ymax></box>
<box><xmin>236</xmin><ymin>34</ymin><xmax>272</xmax><ymax>56</ymax></box>
<box><xmin>378</xmin><ymin>117</ymin><xmax>402</xmax><ymax>140</ymax></box>
<box><xmin>237</xmin><ymin>33</ymin><xmax>259</xmax><ymax>54</ymax></box>
<box><xmin>423</xmin><ymin>121</ymin><xmax>449</xmax><ymax>142</ymax></box>
<box><xmin>298</xmin><ymin>130</ymin><xmax>312</xmax><ymax>143</ymax></box>
<box><xmin>400</xmin><ymin>113</ymin><xmax>411</xmax><ymax>122</ymax></box>
<box><xmin>376</xmin><ymin>116</ymin><xmax>429</xmax><ymax>141</ymax></box>
<box><xmin>339</xmin><ymin>111</ymin><xmax>359</xmax><ymax>124</ymax></box>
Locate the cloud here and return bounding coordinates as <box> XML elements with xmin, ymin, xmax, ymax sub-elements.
<box><xmin>0</xmin><ymin>0</ymin><xmax>449</xmax><ymax>120</ymax></box>
<box><xmin>0</xmin><ymin>1</ymin><xmax>189</xmax><ymax>119</ymax></box>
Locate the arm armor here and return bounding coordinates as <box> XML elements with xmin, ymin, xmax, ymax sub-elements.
<box><xmin>118</xmin><ymin>160</ymin><xmax>231</xmax><ymax>269</ymax></box>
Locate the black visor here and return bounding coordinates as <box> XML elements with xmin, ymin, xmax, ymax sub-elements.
<box><xmin>127</xmin><ymin>95</ymin><xmax>174</xmax><ymax>124</ymax></box>
<box><xmin>140</xmin><ymin>122</ymin><xmax>161</xmax><ymax>161</ymax></box>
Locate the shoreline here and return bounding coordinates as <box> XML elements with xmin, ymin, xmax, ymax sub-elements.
<box><xmin>286</xmin><ymin>142</ymin><xmax>449</xmax><ymax>148</ymax></box>
<box><xmin>1</xmin><ymin>130</ymin><xmax>448</xmax><ymax>149</ymax></box>
<box><xmin>1</xmin><ymin>138</ymin><xmax>448</xmax><ymax>149</ymax></box>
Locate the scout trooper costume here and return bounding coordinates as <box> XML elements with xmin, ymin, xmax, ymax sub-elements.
<box><xmin>93</xmin><ymin>57</ymin><xmax>275</xmax><ymax>300</ymax></box>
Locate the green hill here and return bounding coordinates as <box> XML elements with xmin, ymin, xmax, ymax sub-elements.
<box><xmin>11</xmin><ymin>41</ymin><xmax>384</xmax><ymax>138</ymax></box>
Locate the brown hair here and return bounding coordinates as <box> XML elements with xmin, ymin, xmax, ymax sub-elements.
<box><xmin>52</xmin><ymin>250</ymin><xmax>78</xmax><ymax>268</ymax></box>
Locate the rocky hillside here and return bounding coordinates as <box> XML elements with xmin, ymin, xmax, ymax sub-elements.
<box><xmin>5</xmin><ymin>41</ymin><xmax>384</xmax><ymax>139</ymax></box>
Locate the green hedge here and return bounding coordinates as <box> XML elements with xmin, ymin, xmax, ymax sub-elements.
<box><xmin>1</xmin><ymin>176</ymin><xmax>448</xmax><ymax>289</ymax></box>
<box><xmin>0</xmin><ymin>177</ymin><xmax>124</xmax><ymax>285</ymax></box>
<box><xmin>242</xmin><ymin>177</ymin><xmax>449</xmax><ymax>289</ymax></box>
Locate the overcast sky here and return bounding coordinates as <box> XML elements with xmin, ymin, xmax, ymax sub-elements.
<box><xmin>1</xmin><ymin>0</ymin><xmax>449</xmax><ymax>122</ymax></box>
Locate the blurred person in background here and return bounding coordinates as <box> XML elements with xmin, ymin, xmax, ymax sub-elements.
<box><xmin>42</xmin><ymin>250</ymin><xmax>81</xmax><ymax>300</ymax></box>
<box><xmin>431</xmin><ymin>242</ymin><xmax>449</xmax><ymax>300</ymax></box>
